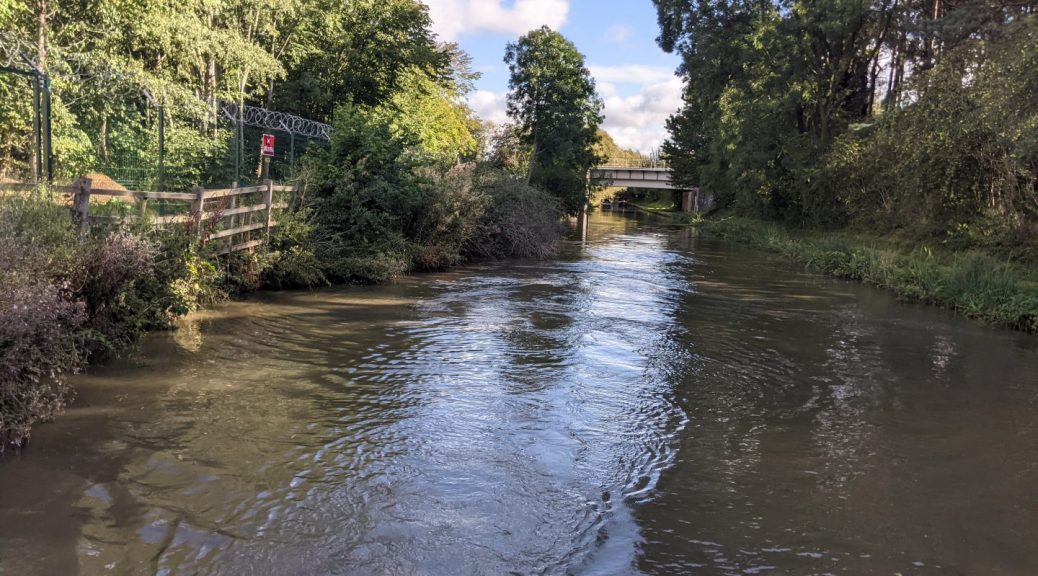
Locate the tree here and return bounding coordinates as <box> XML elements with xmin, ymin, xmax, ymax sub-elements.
<box><xmin>372</xmin><ymin>50</ymin><xmax>481</xmax><ymax>164</ymax></box>
<box><xmin>593</xmin><ymin>129</ymin><xmax>649</xmax><ymax>166</ymax></box>
<box><xmin>505</xmin><ymin>26</ymin><xmax>603</xmax><ymax>214</ymax></box>
<box><xmin>273</xmin><ymin>0</ymin><xmax>449</xmax><ymax>121</ymax></box>
<box><xmin>484</xmin><ymin>122</ymin><xmax>531</xmax><ymax>178</ymax></box>
<box><xmin>654</xmin><ymin>0</ymin><xmax>1038</xmax><ymax>244</ymax></box>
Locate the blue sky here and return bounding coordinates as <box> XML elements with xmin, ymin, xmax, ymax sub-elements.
<box><xmin>421</xmin><ymin>0</ymin><xmax>683</xmax><ymax>153</ymax></box>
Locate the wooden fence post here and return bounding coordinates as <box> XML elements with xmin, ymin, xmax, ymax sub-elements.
<box><xmin>228</xmin><ymin>181</ymin><xmax>238</xmax><ymax>231</ymax></box>
<box><xmin>263</xmin><ymin>179</ymin><xmax>274</xmax><ymax>239</ymax></box>
<box><xmin>191</xmin><ymin>185</ymin><xmax>205</xmax><ymax>240</ymax></box>
<box><xmin>74</xmin><ymin>176</ymin><xmax>91</xmax><ymax>238</ymax></box>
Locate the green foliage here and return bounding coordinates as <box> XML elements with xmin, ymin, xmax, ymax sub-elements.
<box><xmin>830</xmin><ymin>14</ymin><xmax>1038</xmax><ymax>247</ymax></box>
<box><xmin>655</xmin><ymin>1</ymin><xmax>1038</xmax><ymax>251</ymax></box>
<box><xmin>302</xmin><ymin>102</ymin><xmax>566</xmax><ymax>281</ymax></box>
<box><xmin>0</xmin><ymin>0</ymin><xmax>454</xmax><ymax>187</ymax></box>
<box><xmin>622</xmin><ymin>188</ymin><xmax>680</xmax><ymax>212</ymax></box>
<box><xmin>408</xmin><ymin>164</ymin><xmax>487</xmax><ymax>270</ymax></box>
<box><xmin>146</xmin><ymin>226</ymin><xmax>227</xmax><ymax>321</ymax></box>
<box><xmin>485</xmin><ymin>123</ymin><xmax>532</xmax><ymax>179</ymax></box>
<box><xmin>505</xmin><ymin>27</ymin><xmax>604</xmax><ymax>214</ymax></box>
<box><xmin>274</xmin><ymin>0</ymin><xmax>449</xmax><ymax>120</ymax></box>
<box><xmin>304</xmin><ymin>102</ymin><xmax>423</xmax><ymax>283</ymax></box>
<box><xmin>262</xmin><ymin>207</ymin><xmax>327</xmax><ymax>289</ymax></box>
<box><xmin>89</xmin><ymin>198</ymin><xmax>134</xmax><ymax>218</ymax></box>
<box><xmin>372</xmin><ymin>67</ymin><xmax>480</xmax><ymax>164</ymax></box>
<box><xmin>593</xmin><ymin>130</ymin><xmax>649</xmax><ymax>166</ymax></box>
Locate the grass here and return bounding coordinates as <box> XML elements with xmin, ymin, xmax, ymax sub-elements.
<box><xmin>700</xmin><ymin>215</ymin><xmax>1038</xmax><ymax>333</ymax></box>
<box><xmin>630</xmin><ymin>200</ymin><xmax>678</xmax><ymax>212</ymax></box>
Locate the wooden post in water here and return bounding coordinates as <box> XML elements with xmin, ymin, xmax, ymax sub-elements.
<box><xmin>73</xmin><ymin>176</ymin><xmax>92</xmax><ymax>238</ymax></box>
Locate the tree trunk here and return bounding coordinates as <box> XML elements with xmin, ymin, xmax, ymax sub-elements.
<box><xmin>36</xmin><ymin>0</ymin><xmax>46</xmax><ymax>71</ymax></box>
<box><xmin>207</xmin><ymin>55</ymin><xmax>217</xmax><ymax>137</ymax></box>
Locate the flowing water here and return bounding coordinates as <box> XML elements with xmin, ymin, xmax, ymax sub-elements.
<box><xmin>2</xmin><ymin>212</ymin><xmax>1037</xmax><ymax>575</ymax></box>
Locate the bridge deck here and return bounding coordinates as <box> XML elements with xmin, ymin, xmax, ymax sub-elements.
<box><xmin>591</xmin><ymin>167</ymin><xmax>676</xmax><ymax>190</ymax></box>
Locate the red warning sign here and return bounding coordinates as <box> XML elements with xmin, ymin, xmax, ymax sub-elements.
<box><xmin>261</xmin><ymin>134</ymin><xmax>275</xmax><ymax>157</ymax></box>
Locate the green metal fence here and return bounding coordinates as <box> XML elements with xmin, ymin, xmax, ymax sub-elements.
<box><xmin>0</xmin><ymin>33</ymin><xmax>53</xmax><ymax>184</ymax></box>
<box><xmin>1</xmin><ymin>32</ymin><xmax>330</xmax><ymax>192</ymax></box>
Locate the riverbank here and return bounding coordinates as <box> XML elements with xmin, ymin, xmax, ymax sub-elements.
<box><xmin>698</xmin><ymin>215</ymin><xmax>1038</xmax><ymax>333</ymax></box>
<box><xmin>0</xmin><ymin>167</ymin><xmax>565</xmax><ymax>452</ymax></box>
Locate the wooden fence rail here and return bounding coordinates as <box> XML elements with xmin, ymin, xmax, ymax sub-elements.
<box><xmin>62</xmin><ymin>177</ymin><xmax>296</xmax><ymax>255</ymax></box>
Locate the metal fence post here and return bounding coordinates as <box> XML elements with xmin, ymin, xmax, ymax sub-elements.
<box><xmin>31</xmin><ymin>75</ymin><xmax>41</xmax><ymax>184</ymax></box>
<box><xmin>289</xmin><ymin>133</ymin><xmax>295</xmax><ymax>175</ymax></box>
<box><xmin>158</xmin><ymin>104</ymin><xmax>165</xmax><ymax>191</ymax></box>
<box><xmin>43</xmin><ymin>73</ymin><xmax>52</xmax><ymax>183</ymax></box>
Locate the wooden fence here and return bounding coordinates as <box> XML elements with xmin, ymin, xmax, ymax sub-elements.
<box><xmin>63</xmin><ymin>177</ymin><xmax>294</xmax><ymax>255</ymax></box>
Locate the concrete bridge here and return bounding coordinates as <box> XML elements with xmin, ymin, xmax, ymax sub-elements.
<box><xmin>591</xmin><ymin>164</ymin><xmax>710</xmax><ymax>213</ymax></box>
<box><xmin>590</xmin><ymin>166</ymin><xmax>675</xmax><ymax>190</ymax></box>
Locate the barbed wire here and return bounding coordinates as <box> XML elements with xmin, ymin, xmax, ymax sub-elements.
<box><xmin>221</xmin><ymin>102</ymin><xmax>333</xmax><ymax>141</ymax></box>
<box><xmin>1</xmin><ymin>31</ymin><xmax>164</xmax><ymax>104</ymax></box>
<box><xmin>4</xmin><ymin>32</ymin><xmax>332</xmax><ymax>140</ymax></box>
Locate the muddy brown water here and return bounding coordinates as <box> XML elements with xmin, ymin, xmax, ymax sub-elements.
<box><xmin>1</xmin><ymin>212</ymin><xmax>1037</xmax><ymax>576</ymax></box>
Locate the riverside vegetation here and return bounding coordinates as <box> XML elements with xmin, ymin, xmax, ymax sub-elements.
<box><xmin>1</xmin><ymin>3</ymin><xmax>604</xmax><ymax>450</ymax></box>
<box><xmin>703</xmin><ymin>217</ymin><xmax>1038</xmax><ymax>332</ymax></box>
<box><xmin>651</xmin><ymin>1</ymin><xmax>1038</xmax><ymax>332</ymax></box>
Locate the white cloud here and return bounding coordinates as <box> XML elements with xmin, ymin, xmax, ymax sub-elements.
<box><xmin>598</xmin><ymin>75</ymin><xmax>683</xmax><ymax>154</ymax></box>
<box><xmin>467</xmin><ymin>68</ymin><xmax>684</xmax><ymax>155</ymax></box>
<box><xmin>422</xmin><ymin>0</ymin><xmax>570</xmax><ymax>41</ymax></box>
<box><xmin>588</xmin><ymin>65</ymin><xmax>676</xmax><ymax>86</ymax></box>
<box><xmin>468</xmin><ymin>90</ymin><xmax>509</xmax><ymax>125</ymax></box>
<box><xmin>604</xmin><ymin>24</ymin><xmax>631</xmax><ymax>44</ymax></box>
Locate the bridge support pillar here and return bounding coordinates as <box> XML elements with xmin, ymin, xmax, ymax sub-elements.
<box><xmin>681</xmin><ymin>187</ymin><xmax>708</xmax><ymax>213</ymax></box>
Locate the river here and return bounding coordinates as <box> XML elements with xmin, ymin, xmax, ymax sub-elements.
<box><xmin>1</xmin><ymin>211</ymin><xmax>1037</xmax><ymax>575</ymax></box>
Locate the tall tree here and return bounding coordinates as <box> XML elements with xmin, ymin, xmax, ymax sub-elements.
<box><xmin>505</xmin><ymin>26</ymin><xmax>603</xmax><ymax>214</ymax></box>
<box><xmin>273</xmin><ymin>0</ymin><xmax>449</xmax><ymax>121</ymax></box>
<box><xmin>372</xmin><ymin>44</ymin><xmax>481</xmax><ymax>164</ymax></box>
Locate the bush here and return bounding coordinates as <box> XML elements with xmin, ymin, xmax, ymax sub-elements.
<box><xmin>153</xmin><ymin>227</ymin><xmax>226</xmax><ymax>319</ymax></box>
<box><xmin>0</xmin><ymin>281</ymin><xmax>85</xmax><ymax>451</ymax></box>
<box><xmin>409</xmin><ymin>164</ymin><xmax>488</xmax><ymax>270</ymax></box>
<box><xmin>0</xmin><ymin>194</ymin><xmax>86</xmax><ymax>451</ymax></box>
<box><xmin>0</xmin><ymin>195</ymin><xmax>229</xmax><ymax>450</ymax></box>
<box><xmin>304</xmin><ymin>103</ymin><xmax>426</xmax><ymax>283</ymax></box>
<box><xmin>75</xmin><ymin>232</ymin><xmax>159</xmax><ymax>353</ymax></box>
<box><xmin>466</xmin><ymin>174</ymin><xmax>564</xmax><ymax>260</ymax></box>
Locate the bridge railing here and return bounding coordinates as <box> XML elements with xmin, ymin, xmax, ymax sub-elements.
<box><xmin>597</xmin><ymin>157</ymin><xmax>670</xmax><ymax>170</ymax></box>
